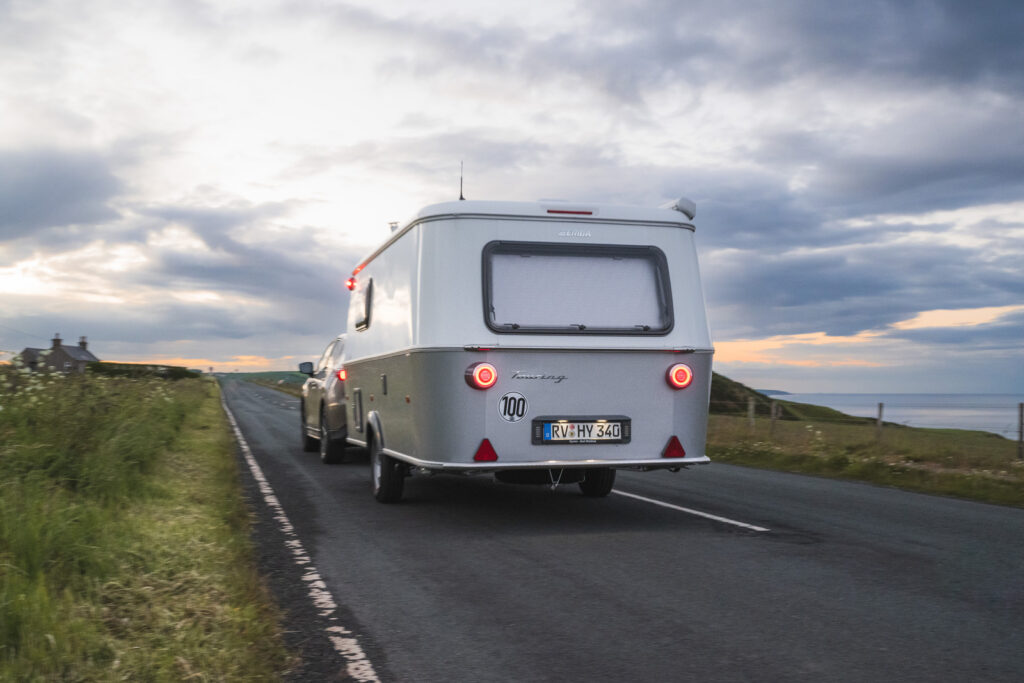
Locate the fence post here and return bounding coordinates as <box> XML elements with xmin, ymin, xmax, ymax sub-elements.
<box><xmin>1018</xmin><ymin>402</ymin><xmax>1023</xmax><ymax>460</ymax></box>
<box><xmin>748</xmin><ymin>397</ymin><xmax>756</xmax><ymax>433</ymax></box>
<box><xmin>770</xmin><ymin>400</ymin><xmax>778</xmax><ymax>439</ymax></box>
<box><xmin>875</xmin><ymin>402</ymin><xmax>884</xmax><ymax>442</ymax></box>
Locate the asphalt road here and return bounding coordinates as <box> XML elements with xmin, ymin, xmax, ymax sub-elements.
<box><xmin>221</xmin><ymin>379</ymin><xmax>1024</xmax><ymax>682</ymax></box>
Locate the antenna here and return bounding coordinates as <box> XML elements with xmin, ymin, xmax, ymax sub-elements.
<box><xmin>459</xmin><ymin>161</ymin><xmax>465</xmax><ymax>201</ymax></box>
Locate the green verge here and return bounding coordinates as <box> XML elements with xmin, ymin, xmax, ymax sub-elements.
<box><xmin>707</xmin><ymin>414</ymin><xmax>1024</xmax><ymax>508</ymax></box>
<box><xmin>0</xmin><ymin>371</ymin><xmax>292</xmax><ymax>680</ymax></box>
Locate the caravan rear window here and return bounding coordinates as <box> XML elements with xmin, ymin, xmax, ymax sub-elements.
<box><xmin>482</xmin><ymin>241</ymin><xmax>673</xmax><ymax>335</ymax></box>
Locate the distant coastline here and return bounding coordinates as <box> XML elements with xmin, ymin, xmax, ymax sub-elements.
<box><xmin>757</xmin><ymin>389</ymin><xmax>791</xmax><ymax>396</ymax></box>
<box><xmin>779</xmin><ymin>393</ymin><xmax>1024</xmax><ymax>438</ymax></box>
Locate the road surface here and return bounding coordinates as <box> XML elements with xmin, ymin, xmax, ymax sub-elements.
<box><xmin>221</xmin><ymin>379</ymin><xmax>1024</xmax><ymax>682</ymax></box>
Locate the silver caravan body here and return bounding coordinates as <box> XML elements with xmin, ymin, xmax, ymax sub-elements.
<box><xmin>343</xmin><ymin>199</ymin><xmax>713</xmax><ymax>494</ymax></box>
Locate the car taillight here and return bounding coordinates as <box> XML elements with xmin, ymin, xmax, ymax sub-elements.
<box><xmin>662</xmin><ymin>436</ymin><xmax>686</xmax><ymax>458</ymax></box>
<box><xmin>666</xmin><ymin>363</ymin><xmax>693</xmax><ymax>389</ymax></box>
<box><xmin>345</xmin><ymin>277</ymin><xmax>356</xmax><ymax>290</ymax></box>
<box><xmin>337</xmin><ymin>368</ymin><xmax>347</xmax><ymax>381</ymax></box>
<box><xmin>474</xmin><ymin>438</ymin><xmax>499</xmax><ymax>462</ymax></box>
<box><xmin>465</xmin><ymin>362</ymin><xmax>497</xmax><ymax>390</ymax></box>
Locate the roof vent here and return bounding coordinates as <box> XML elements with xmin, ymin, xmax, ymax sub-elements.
<box><xmin>660</xmin><ymin>197</ymin><xmax>696</xmax><ymax>220</ymax></box>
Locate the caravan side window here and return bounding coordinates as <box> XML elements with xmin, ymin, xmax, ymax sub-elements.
<box><xmin>352</xmin><ymin>278</ymin><xmax>373</xmax><ymax>332</ymax></box>
<box><xmin>482</xmin><ymin>241</ymin><xmax>673</xmax><ymax>335</ymax></box>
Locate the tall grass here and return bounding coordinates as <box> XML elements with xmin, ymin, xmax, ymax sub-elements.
<box><xmin>0</xmin><ymin>366</ymin><xmax>289</xmax><ymax>678</ymax></box>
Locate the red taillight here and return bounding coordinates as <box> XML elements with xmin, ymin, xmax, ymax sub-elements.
<box><xmin>336</xmin><ymin>368</ymin><xmax>347</xmax><ymax>381</ymax></box>
<box><xmin>666</xmin><ymin>363</ymin><xmax>693</xmax><ymax>389</ymax></box>
<box><xmin>663</xmin><ymin>436</ymin><xmax>686</xmax><ymax>458</ymax></box>
<box><xmin>465</xmin><ymin>362</ymin><xmax>497</xmax><ymax>390</ymax></box>
<box><xmin>345</xmin><ymin>277</ymin><xmax>356</xmax><ymax>291</ymax></box>
<box><xmin>474</xmin><ymin>438</ymin><xmax>498</xmax><ymax>462</ymax></box>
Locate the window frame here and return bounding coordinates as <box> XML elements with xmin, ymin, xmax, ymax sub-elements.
<box><xmin>481</xmin><ymin>240</ymin><xmax>674</xmax><ymax>336</ymax></box>
<box><xmin>353</xmin><ymin>278</ymin><xmax>373</xmax><ymax>332</ymax></box>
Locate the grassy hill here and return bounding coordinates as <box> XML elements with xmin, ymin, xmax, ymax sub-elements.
<box><xmin>709</xmin><ymin>372</ymin><xmax>873</xmax><ymax>424</ymax></box>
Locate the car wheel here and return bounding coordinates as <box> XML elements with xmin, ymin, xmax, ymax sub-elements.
<box><xmin>370</xmin><ymin>434</ymin><xmax>404</xmax><ymax>503</ymax></box>
<box><xmin>319</xmin><ymin>408</ymin><xmax>346</xmax><ymax>464</ymax></box>
<box><xmin>578</xmin><ymin>468</ymin><xmax>615</xmax><ymax>497</ymax></box>
<box><xmin>301</xmin><ymin>405</ymin><xmax>317</xmax><ymax>452</ymax></box>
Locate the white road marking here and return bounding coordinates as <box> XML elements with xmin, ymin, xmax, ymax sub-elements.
<box><xmin>221</xmin><ymin>395</ymin><xmax>382</xmax><ymax>683</ymax></box>
<box><xmin>612</xmin><ymin>490</ymin><xmax>771</xmax><ymax>532</ymax></box>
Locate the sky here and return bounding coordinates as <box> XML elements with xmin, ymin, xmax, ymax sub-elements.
<box><xmin>1</xmin><ymin>0</ymin><xmax>1023</xmax><ymax>393</ymax></box>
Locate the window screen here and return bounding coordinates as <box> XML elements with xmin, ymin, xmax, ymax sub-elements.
<box><xmin>483</xmin><ymin>241</ymin><xmax>673</xmax><ymax>335</ymax></box>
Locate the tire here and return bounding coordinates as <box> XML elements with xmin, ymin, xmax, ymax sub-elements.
<box><xmin>578</xmin><ymin>468</ymin><xmax>616</xmax><ymax>497</ymax></box>
<box><xmin>301</xmin><ymin>405</ymin><xmax>317</xmax><ymax>452</ymax></box>
<box><xmin>319</xmin><ymin>408</ymin><xmax>346</xmax><ymax>464</ymax></box>
<box><xmin>370</xmin><ymin>434</ymin><xmax>405</xmax><ymax>503</ymax></box>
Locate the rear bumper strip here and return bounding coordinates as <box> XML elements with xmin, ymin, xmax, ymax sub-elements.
<box><xmin>381</xmin><ymin>448</ymin><xmax>709</xmax><ymax>471</ymax></box>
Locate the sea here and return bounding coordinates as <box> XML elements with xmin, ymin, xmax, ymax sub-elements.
<box><xmin>776</xmin><ymin>393</ymin><xmax>1024</xmax><ymax>439</ymax></box>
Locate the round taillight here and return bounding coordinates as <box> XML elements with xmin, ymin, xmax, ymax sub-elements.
<box><xmin>345</xmin><ymin>277</ymin><xmax>357</xmax><ymax>291</ymax></box>
<box><xmin>466</xmin><ymin>362</ymin><xmax>498</xmax><ymax>390</ymax></box>
<box><xmin>667</xmin><ymin>363</ymin><xmax>693</xmax><ymax>389</ymax></box>
<box><xmin>337</xmin><ymin>368</ymin><xmax>347</xmax><ymax>381</ymax></box>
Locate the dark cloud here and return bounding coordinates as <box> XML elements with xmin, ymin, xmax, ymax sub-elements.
<box><xmin>750</xmin><ymin>103</ymin><xmax>1024</xmax><ymax>217</ymax></box>
<box><xmin>703</xmin><ymin>238</ymin><xmax>1024</xmax><ymax>339</ymax></box>
<box><xmin>885</xmin><ymin>311</ymin><xmax>1024</xmax><ymax>349</ymax></box>
<box><xmin>299</xmin><ymin>0</ymin><xmax>1024</xmax><ymax>105</ymax></box>
<box><xmin>586</xmin><ymin>0</ymin><xmax>1024</xmax><ymax>94</ymax></box>
<box><xmin>130</xmin><ymin>201</ymin><xmax>361</xmax><ymax>313</ymax></box>
<box><xmin>0</xmin><ymin>148</ymin><xmax>122</xmax><ymax>238</ymax></box>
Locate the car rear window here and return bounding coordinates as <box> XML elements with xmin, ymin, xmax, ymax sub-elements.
<box><xmin>482</xmin><ymin>241</ymin><xmax>673</xmax><ymax>335</ymax></box>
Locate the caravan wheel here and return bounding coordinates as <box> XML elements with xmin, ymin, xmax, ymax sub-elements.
<box><xmin>370</xmin><ymin>436</ymin><xmax>404</xmax><ymax>503</ymax></box>
<box><xmin>578</xmin><ymin>468</ymin><xmax>616</xmax><ymax>497</ymax></box>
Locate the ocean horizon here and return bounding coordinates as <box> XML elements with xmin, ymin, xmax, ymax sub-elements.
<box><xmin>775</xmin><ymin>393</ymin><xmax>1024</xmax><ymax>439</ymax></box>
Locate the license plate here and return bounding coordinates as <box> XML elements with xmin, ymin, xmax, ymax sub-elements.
<box><xmin>532</xmin><ymin>416</ymin><xmax>631</xmax><ymax>445</ymax></box>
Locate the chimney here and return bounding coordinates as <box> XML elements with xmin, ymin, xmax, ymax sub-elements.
<box><xmin>79</xmin><ymin>336</ymin><xmax>88</xmax><ymax>350</ymax></box>
<box><xmin>52</xmin><ymin>333</ymin><xmax>62</xmax><ymax>349</ymax></box>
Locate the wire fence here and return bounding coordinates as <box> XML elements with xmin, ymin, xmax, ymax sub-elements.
<box><xmin>709</xmin><ymin>398</ymin><xmax>1024</xmax><ymax>459</ymax></box>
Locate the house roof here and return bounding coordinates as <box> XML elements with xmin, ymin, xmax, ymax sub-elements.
<box><xmin>20</xmin><ymin>347</ymin><xmax>43</xmax><ymax>362</ymax></box>
<box><xmin>62</xmin><ymin>346</ymin><xmax>99</xmax><ymax>362</ymax></box>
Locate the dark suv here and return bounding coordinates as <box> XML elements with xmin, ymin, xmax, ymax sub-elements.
<box><xmin>298</xmin><ymin>334</ymin><xmax>348</xmax><ymax>463</ymax></box>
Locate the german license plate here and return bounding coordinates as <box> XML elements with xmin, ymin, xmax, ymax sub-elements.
<box><xmin>532</xmin><ymin>416</ymin><xmax>631</xmax><ymax>445</ymax></box>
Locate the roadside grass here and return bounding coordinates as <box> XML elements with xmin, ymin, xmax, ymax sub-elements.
<box><xmin>0</xmin><ymin>369</ymin><xmax>291</xmax><ymax>679</ymax></box>
<box><xmin>707</xmin><ymin>414</ymin><xmax>1024</xmax><ymax>507</ymax></box>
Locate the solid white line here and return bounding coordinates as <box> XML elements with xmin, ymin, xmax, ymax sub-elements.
<box><xmin>221</xmin><ymin>395</ymin><xmax>382</xmax><ymax>683</ymax></box>
<box><xmin>612</xmin><ymin>490</ymin><xmax>771</xmax><ymax>532</ymax></box>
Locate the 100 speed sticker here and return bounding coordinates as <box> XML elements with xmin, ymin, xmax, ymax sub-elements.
<box><xmin>497</xmin><ymin>392</ymin><xmax>528</xmax><ymax>422</ymax></box>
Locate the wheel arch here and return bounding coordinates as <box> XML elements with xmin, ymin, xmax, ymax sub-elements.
<box><xmin>365</xmin><ymin>410</ymin><xmax>384</xmax><ymax>450</ymax></box>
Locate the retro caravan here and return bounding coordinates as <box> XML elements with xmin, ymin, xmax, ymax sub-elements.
<box><xmin>342</xmin><ymin>198</ymin><xmax>713</xmax><ymax>502</ymax></box>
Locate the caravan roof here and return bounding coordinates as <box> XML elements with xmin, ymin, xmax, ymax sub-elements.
<box><xmin>412</xmin><ymin>199</ymin><xmax>695</xmax><ymax>228</ymax></box>
<box><xmin>354</xmin><ymin>198</ymin><xmax>697</xmax><ymax>276</ymax></box>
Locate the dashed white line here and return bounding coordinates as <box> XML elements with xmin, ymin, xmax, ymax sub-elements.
<box><xmin>612</xmin><ymin>490</ymin><xmax>771</xmax><ymax>532</ymax></box>
<box><xmin>221</xmin><ymin>395</ymin><xmax>382</xmax><ymax>682</ymax></box>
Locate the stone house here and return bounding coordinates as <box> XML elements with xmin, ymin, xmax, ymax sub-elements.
<box><xmin>18</xmin><ymin>334</ymin><xmax>100</xmax><ymax>373</ymax></box>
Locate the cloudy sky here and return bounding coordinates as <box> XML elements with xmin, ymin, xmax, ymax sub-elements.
<box><xmin>2</xmin><ymin>0</ymin><xmax>1022</xmax><ymax>392</ymax></box>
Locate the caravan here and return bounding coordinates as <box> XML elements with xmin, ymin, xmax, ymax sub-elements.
<box><xmin>339</xmin><ymin>198</ymin><xmax>713</xmax><ymax>502</ymax></box>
